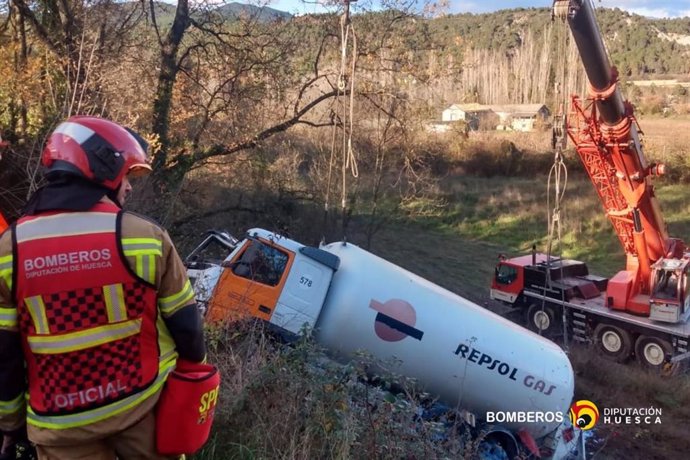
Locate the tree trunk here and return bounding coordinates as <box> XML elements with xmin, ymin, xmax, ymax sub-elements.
<box><xmin>151</xmin><ymin>0</ymin><xmax>190</xmax><ymax>171</ymax></box>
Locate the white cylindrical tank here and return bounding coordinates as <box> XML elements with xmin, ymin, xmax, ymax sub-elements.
<box><xmin>314</xmin><ymin>242</ymin><xmax>574</xmax><ymax>439</ymax></box>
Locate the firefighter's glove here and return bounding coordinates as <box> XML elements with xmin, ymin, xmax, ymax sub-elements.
<box><xmin>13</xmin><ymin>441</ymin><xmax>37</xmax><ymax>460</ymax></box>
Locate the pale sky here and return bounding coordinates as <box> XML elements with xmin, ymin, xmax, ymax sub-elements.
<box><xmin>447</xmin><ymin>0</ymin><xmax>690</xmax><ymax>17</ymax></box>
<box><xmin>246</xmin><ymin>0</ymin><xmax>690</xmax><ymax>18</ymax></box>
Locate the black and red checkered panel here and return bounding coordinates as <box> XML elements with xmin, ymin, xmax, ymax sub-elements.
<box><xmin>17</xmin><ymin>308</ymin><xmax>34</xmax><ymax>335</ymax></box>
<box><xmin>44</xmin><ymin>288</ymin><xmax>107</xmax><ymax>332</ymax></box>
<box><xmin>20</xmin><ymin>281</ymin><xmax>159</xmax><ymax>414</ymax></box>
<box><xmin>20</xmin><ymin>283</ymin><xmax>151</xmax><ymax>334</ymax></box>
<box><xmin>33</xmin><ymin>336</ymin><xmax>143</xmax><ymax>413</ymax></box>
<box><xmin>123</xmin><ymin>282</ymin><xmax>148</xmax><ymax>318</ymax></box>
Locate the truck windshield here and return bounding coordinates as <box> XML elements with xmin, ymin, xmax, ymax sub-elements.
<box><xmin>232</xmin><ymin>241</ymin><xmax>288</xmax><ymax>287</ymax></box>
<box><xmin>496</xmin><ymin>264</ymin><xmax>517</xmax><ymax>285</ymax></box>
<box><xmin>652</xmin><ymin>270</ymin><xmax>679</xmax><ymax>300</ymax></box>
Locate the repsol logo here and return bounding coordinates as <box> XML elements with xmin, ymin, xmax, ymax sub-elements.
<box><xmin>24</xmin><ymin>249</ymin><xmax>111</xmax><ymax>271</ymax></box>
<box><xmin>454</xmin><ymin>343</ymin><xmax>518</xmax><ymax>381</ymax></box>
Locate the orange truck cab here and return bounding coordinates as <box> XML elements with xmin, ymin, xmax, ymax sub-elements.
<box><xmin>186</xmin><ymin>229</ymin><xmax>339</xmax><ymax>334</ymax></box>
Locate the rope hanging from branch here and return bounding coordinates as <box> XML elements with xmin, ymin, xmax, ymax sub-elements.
<box><xmin>324</xmin><ymin>0</ymin><xmax>359</xmax><ymax>239</ymax></box>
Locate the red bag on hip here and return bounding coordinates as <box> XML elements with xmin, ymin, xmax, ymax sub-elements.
<box><xmin>156</xmin><ymin>359</ymin><xmax>221</xmax><ymax>455</ymax></box>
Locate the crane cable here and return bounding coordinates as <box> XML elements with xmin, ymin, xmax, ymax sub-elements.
<box><xmin>544</xmin><ymin>146</ymin><xmax>569</xmax><ymax>348</ymax></box>
<box><xmin>537</xmin><ymin>6</ymin><xmax>570</xmax><ymax>349</ymax></box>
<box><xmin>324</xmin><ymin>1</ymin><xmax>359</xmax><ymax>239</ymax></box>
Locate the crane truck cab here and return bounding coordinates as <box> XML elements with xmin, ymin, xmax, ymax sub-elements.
<box><xmin>491</xmin><ymin>252</ymin><xmax>690</xmax><ymax>371</ymax></box>
<box><xmin>649</xmin><ymin>258</ymin><xmax>690</xmax><ymax>323</ymax></box>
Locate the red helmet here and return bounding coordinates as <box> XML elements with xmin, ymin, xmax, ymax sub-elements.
<box><xmin>42</xmin><ymin>116</ymin><xmax>152</xmax><ymax>190</ymax></box>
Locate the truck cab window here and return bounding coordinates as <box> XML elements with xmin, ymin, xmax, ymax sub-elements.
<box><xmin>496</xmin><ymin>264</ymin><xmax>517</xmax><ymax>285</ymax></box>
<box><xmin>653</xmin><ymin>270</ymin><xmax>679</xmax><ymax>300</ymax></box>
<box><xmin>232</xmin><ymin>242</ymin><xmax>288</xmax><ymax>287</ymax></box>
<box><xmin>187</xmin><ymin>240</ymin><xmax>231</xmax><ymax>269</ymax></box>
<box><xmin>185</xmin><ymin>232</ymin><xmax>238</xmax><ymax>269</ymax></box>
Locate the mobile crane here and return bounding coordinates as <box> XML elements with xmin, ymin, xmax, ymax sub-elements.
<box><xmin>490</xmin><ymin>0</ymin><xmax>690</xmax><ymax>371</ymax></box>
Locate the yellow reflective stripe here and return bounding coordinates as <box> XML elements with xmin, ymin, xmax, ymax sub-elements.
<box><xmin>0</xmin><ymin>254</ymin><xmax>12</xmax><ymax>291</ymax></box>
<box><xmin>25</xmin><ymin>296</ymin><xmax>49</xmax><ymax>334</ymax></box>
<box><xmin>124</xmin><ymin>248</ymin><xmax>162</xmax><ymax>257</ymax></box>
<box><xmin>158</xmin><ymin>280</ymin><xmax>194</xmax><ymax>316</ymax></box>
<box><xmin>122</xmin><ymin>237</ymin><xmax>162</xmax><ymax>247</ymax></box>
<box><xmin>157</xmin><ymin>315</ymin><xmax>177</xmax><ymax>364</ymax></box>
<box><xmin>122</xmin><ymin>238</ymin><xmax>162</xmax><ymax>257</ymax></box>
<box><xmin>16</xmin><ymin>213</ymin><xmax>116</xmax><ymax>242</ymax></box>
<box><xmin>0</xmin><ymin>394</ymin><xmax>24</xmax><ymax>415</ymax></box>
<box><xmin>0</xmin><ymin>306</ymin><xmax>17</xmax><ymax>328</ymax></box>
<box><xmin>28</xmin><ymin>319</ymin><xmax>141</xmax><ymax>354</ymax></box>
<box><xmin>27</xmin><ymin>357</ymin><xmax>176</xmax><ymax>429</ymax></box>
<box><xmin>122</xmin><ymin>238</ymin><xmax>160</xmax><ymax>283</ymax></box>
<box><xmin>104</xmin><ymin>284</ymin><xmax>127</xmax><ymax>323</ymax></box>
<box><xmin>131</xmin><ymin>255</ymin><xmax>156</xmax><ymax>284</ymax></box>
<box><xmin>142</xmin><ymin>255</ymin><xmax>154</xmax><ymax>284</ymax></box>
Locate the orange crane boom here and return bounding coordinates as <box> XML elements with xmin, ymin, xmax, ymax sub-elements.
<box><xmin>556</xmin><ymin>0</ymin><xmax>684</xmax><ymax>315</ymax></box>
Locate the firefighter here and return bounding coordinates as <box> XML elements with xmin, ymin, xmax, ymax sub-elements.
<box><xmin>0</xmin><ymin>116</ymin><xmax>206</xmax><ymax>459</ymax></box>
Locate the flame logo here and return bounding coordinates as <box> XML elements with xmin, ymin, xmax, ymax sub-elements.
<box><xmin>569</xmin><ymin>400</ymin><xmax>599</xmax><ymax>430</ymax></box>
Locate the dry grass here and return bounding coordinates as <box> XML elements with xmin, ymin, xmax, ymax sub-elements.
<box><xmin>440</xmin><ymin>114</ymin><xmax>690</xmax><ymax>182</ymax></box>
<box><xmin>192</xmin><ymin>320</ymin><xmax>480</xmax><ymax>460</ymax></box>
<box><xmin>569</xmin><ymin>348</ymin><xmax>690</xmax><ymax>460</ymax></box>
<box><xmin>637</xmin><ymin>116</ymin><xmax>690</xmax><ymax>181</ymax></box>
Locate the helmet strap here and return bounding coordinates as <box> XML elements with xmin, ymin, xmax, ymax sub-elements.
<box><xmin>85</xmin><ymin>143</ymin><xmax>125</xmax><ymax>183</ymax></box>
<box><xmin>107</xmin><ymin>186</ymin><xmax>123</xmax><ymax>209</ymax></box>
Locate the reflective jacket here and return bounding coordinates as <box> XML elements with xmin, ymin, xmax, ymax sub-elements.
<box><xmin>11</xmin><ymin>203</ymin><xmax>178</xmax><ymax>429</ymax></box>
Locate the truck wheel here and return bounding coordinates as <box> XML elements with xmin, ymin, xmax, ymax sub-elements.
<box><xmin>478</xmin><ymin>428</ymin><xmax>518</xmax><ymax>460</ymax></box>
<box><xmin>593</xmin><ymin>323</ymin><xmax>632</xmax><ymax>363</ymax></box>
<box><xmin>635</xmin><ymin>335</ymin><xmax>673</xmax><ymax>371</ymax></box>
<box><xmin>525</xmin><ymin>304</ymin><xmax>558</xmax><ymax>337</ymax></box>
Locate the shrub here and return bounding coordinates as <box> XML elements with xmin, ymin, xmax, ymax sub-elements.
<box><xmin>193</xmin><ymin>320</ymin><xmax>481</xmax><ymax>459</ymax></box>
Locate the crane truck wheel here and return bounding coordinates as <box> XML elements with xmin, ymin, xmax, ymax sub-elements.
<box><xmin>593</xmin><ymin>323</ymin><xmax>632</xmax><ymax>363</ymax></box>
<box><xmin>634</xmin><ymin>335</ymin><xmax>673</xmax><ymax>371</ymax></box>
<box><xmin>525</xmin><ymin>303</ymin><xmax>558</xmax><ymax>337</ymax></box>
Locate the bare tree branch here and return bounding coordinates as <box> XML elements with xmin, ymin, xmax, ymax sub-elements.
<box><xmin>185</xmin><ymin>88</ymin><xmax>345</xmax><ymax>165</ymax></box>
<box><xmin>11</xmin><ymin>0</ymin><xmax>61</xmax><ymax>54</ymax></box>
<box><xmin>148</xmin><ymin>0</ymin><xmax>163</xmax><ymax>47</ymax></box>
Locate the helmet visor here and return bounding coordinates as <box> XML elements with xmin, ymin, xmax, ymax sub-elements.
<box><xmin>128</xmin><ymin>163</ymin><xmax>152</xmax><ymax>177</ymax></box>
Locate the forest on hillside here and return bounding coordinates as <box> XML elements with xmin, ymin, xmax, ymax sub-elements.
<box><xmin>431</xmin><ymin>7</ymin><xmax>690</xmax><ymax>77</ymax></box>
<box><xmin>0</xmin><ymin>0</ymin><xmax>689</xmax><ymax>239</ymax></box>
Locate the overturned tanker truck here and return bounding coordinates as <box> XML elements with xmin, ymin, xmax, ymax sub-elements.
<box><xmin>186</xmin><ymin>228</ymin><xmax>581</xmax><ymax>458</ymax></box>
